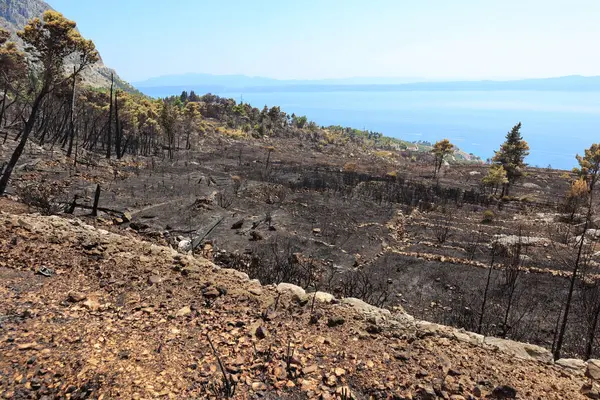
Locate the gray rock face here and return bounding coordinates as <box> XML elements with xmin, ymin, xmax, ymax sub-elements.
<box><xmin>0</xmin><ymin>0</ymin><xmax>50</xmax><ymax>29</ymax></box>
<box><xmin>587</xmin><ymin>359</ymin><xmax>600</xmax><ymax>380</ymax></box>
<box><xmin>452</xmin><ymin>329</ymin><xmax>485</xmax><ymax>346</ymax></box>
<box><xmin>483</xmin><ymin>337</ymin><xmax>553</xmax><ymax>364</ymax></box>
<box><xmin>556</xmin><ymin>358</ymin><xmax>586</xmax><ymax>374</ymax></box>
<box><xmin>415</xmin><ymin>321</ymin><xmax>484</xmax><ymax>345</ymax></box>
<box><xmin>341</xmin><ymin>297</ymin><xmax>391</xmax><ymax>318</ymax></box>
<box><xmin>0</xmin><ymin>0</ymin><xmax>135</xmax><ymax>91</ymax></box>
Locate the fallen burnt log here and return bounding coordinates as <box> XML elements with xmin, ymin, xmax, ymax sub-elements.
<box><xmin>64</xmin><ymin>185</ymin><xmax>129</xmax><ymax>220</ymax></box>
<box><xmin>65</xmin><ymin>202</ymin><xmax>128</xmax><ymax>218</ymax></box>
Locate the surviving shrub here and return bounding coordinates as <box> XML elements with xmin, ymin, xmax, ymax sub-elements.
<box><xmin>482</xmin><ymin>209</ymin><xmax>495</xmax><ymax>223</ymax></box>
<box><xmin>343</xmin><ymin>162</ymin><xmax>358</xmax><ymax>173</ymax></box>
<box><xmin>230</xmin><ymin>175</ymin><xmax>243</xmax><ymax>195</ymax></box>
<box><xmin>562</xmin><ymin>177</ymin><xmax>589</xmax><ymax>222</ymax></box>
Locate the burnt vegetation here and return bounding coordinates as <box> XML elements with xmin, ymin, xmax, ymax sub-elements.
<box><xmin>3</xmin><ymin>10</ymin><xmax>600</xmax><ymax>366</ymax></box>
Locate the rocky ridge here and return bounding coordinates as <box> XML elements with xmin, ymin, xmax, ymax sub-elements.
<box><xmin>0</xmin><ymin>203</ymin><xmax>597</xmax><ymax>399</ymax></box>
<box><xmin>0</xmin><ymin>0</ymin><xmax>136</xmax><ymax>92</ymax></box>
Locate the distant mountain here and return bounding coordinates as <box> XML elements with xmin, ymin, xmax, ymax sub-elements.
<box><xmin>0</xmin><ymin>0</ymin><xmax>137</xmax><ymax>93</ymax></box>
<box><xmin>133</xmin><ymin>74</ymin><xmax>429</xmax><ymax>96</ymax></box>
<box><xmin>134</xmin><ymin>73</ymin><xmax>600</xmax><ymax>98</ymax></box>
<box><xmin>133</xmin><ymin>73</ymin><xmax>426</xmax><ymax>88</ymax></box>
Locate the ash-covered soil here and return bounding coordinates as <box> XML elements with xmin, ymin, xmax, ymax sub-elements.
<box><xmin>1</xmin><ymin>131</ymin><xmax>598</xmax><ymax>360</ymax></box>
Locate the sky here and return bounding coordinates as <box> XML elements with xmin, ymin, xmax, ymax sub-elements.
<box><xmin>48</xmin><ymin>0</ymin><xmax>600</xmax><ymax>83</ymax></box>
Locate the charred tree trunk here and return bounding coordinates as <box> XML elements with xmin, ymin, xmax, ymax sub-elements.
<box><xmin>478</xmin><ymin>247</ymin><xmax>496</xmax><ymax>334</ymax></box>
<box><xmin>554</xmin><ymin>187</ymin><xmax>595</xmax><ymax>360</ymax></box>
<box><xmin>0</xmin><ymin>89</ymin><xmax>46</xmax><ymax>195</ymax></box>
<box><xmin>0</xmin><ymin>81</ymin><xmax>8</xmax><ymax>129</ymax></box>
<box><xmin>37</xmin><ymin>102</ymin><xmax>50</xmax><ymax>145</ymax></box>
<box><xmin>91</xmin><ymin>184</ymin><xmax>101</xmax><ymax>217</ymax></box>
<box><xmin>119</xmin><ymin>135</ymin><xmax>130</xmax><ymax>159</ymax></box>
<box><xmin>114</xmin><ymin>90</ymin><xmax>122</xmax><ymax>159</ymax></box>
<box><xmin>66</xmin><ymin>67</ymin><xmax>77</xmax><ymax>158</ymax></box>
<box><xmin>586</xmin><ymin>302</ymin><xmax>600</xmax><ymax>360</ymax></box>
<box><xmin>106</xmin><ymin>73</ymin><xmax>114</xmax><ymax>159</ymax></box>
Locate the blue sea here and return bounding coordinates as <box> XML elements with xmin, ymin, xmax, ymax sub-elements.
<box><xmin>216</xmin><ymin>90</ymin><xmax>600</xmax><ymax>170</ymax></box>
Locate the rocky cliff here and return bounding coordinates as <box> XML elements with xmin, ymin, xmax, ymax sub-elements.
<box><xmin>0</xmin><ymin>0</ymin><xmax>137</xmax><ymax>92</ymax></box>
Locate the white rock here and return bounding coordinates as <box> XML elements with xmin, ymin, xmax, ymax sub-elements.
<box><xmin>484</xmin><ymin>337</ymin><xmax>553</xmax><ymax>364</ymax></box>
<box><xmin>341</xmin><ymin>297</ymin><xmax>391</xmax><ymax>317</ymax></box>
<box><xmin>306</xmin><ymin>291</ymin><xmax>335</xmax><ymax>304</ymax></box>
<box><xmin>556</xmin><ymin>358</ymin><xmax>586</xmax><ymax>374</ymax></box>
<box><xmin>587</xmin><ymin>359</ymin><xmax>600</xmax><ymax>380</ymax></box>
<box><xmin>453</xmin><ymin>330</ymin><xmax>484</xmax><ymax>345</ymax></box>
<box><xmin>178</xmin><ymin>239</ymin><xmax>192</xmax><ymax>253</ymax></box>
<box><xmin>494</xmin><ymin>234</ymin><xmax>548</xmax><ymax>247</ymax></box>
<box><xmin>220</xmin><ymin>268</ymin><xmax>250</xmax><ymax>282</ymax></box>
<box><xmin>416</xmin><ymin>320</ymin><xmax>443</xmax><ymax>333</ymax></box>
<box><xmin>276</xmin><ymin>283</ymin><xmax>306</xmax><ymax>298</ymax></box>
<box><xmin>175</xmin><ymin>306</ymin><xmax>191</xmax><ymax>317</ymax></box>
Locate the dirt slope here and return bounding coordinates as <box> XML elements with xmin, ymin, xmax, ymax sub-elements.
<box><xmin>0</xmin><ymin>203</ymin><xmax>592</xmax><ymax>399</ymax></box>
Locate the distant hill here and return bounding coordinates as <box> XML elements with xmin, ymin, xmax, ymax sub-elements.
<box><xmin>134</xmin><ymin>73</ymin><xmax>425</xmax><ymax>88</ymax></box>
<box><xmin>0</xmin><ymin>0</ymin><xmax>137</xmax><ymax>93</ymax></box>
<box><xmin>134</xmin><ymin>73</ymin><xmax>600</xmax><ymax>98</ymax></box>
<box><xmin>133</xmin><ymin>74</ymin><xmax>428</xmax><ymax>97</ymax></box>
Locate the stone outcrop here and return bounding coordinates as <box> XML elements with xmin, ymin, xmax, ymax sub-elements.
<box><xmin>0</xmin><ymin>0</ymin><xmax>136</xmax><ymax>92</ymax></box>
<box><xmin>483</xmin><ymin>337</ymin><xmax>553</xmax><ymax>364</ymax></box>
<box><xmin>557</xmin><ymin>358</ymin><xmax>587</xmax><ymax>375</ymax></box>
<box><xmin>307</xmin><ymin>291</ymin><xmax>336</xmax><ymax>304</ymax></box>
<box><xmin>276</xmin><ymin>282</ymin><xmax>306</xmax><ymax>298</ymax></box>
<box><xmin>340</xmin><ymin>297</ymin><xmax>392</xmax><ymax>318</ymax></box>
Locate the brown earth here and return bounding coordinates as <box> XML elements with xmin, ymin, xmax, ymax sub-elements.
<box><xmin>0</xmin><ymin>208</ymin><xmax>594</xmax><ymax>399</ymax></box>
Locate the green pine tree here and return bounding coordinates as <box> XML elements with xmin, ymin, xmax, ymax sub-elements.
<box><xmin>492</xmin><ymin>122</ymin><xmax>530</xmax><ymax>195</ymax></box>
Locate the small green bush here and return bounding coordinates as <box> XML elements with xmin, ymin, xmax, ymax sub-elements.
<box><xmin>482</xmin><ymin>210</ymin><xmax>495</xmax><ymax>223</ymax></box>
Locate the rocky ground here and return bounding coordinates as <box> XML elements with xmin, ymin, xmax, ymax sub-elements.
<box><xmin>0</xmin><ymin>201</ymin><xmax>597</xmax><ymax>399</ymax></box>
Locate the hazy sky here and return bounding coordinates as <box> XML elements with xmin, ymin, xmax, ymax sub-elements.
<box><xmin>48</xmin><ymin>0</ymin><xmax>600</xmax><ymax>82</ymax></box>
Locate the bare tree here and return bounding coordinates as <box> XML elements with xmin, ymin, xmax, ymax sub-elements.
<box><xmin>432</xmin><ymin>209</ymin><xmax>452</xmax><ymax>244</ymax></box>
<box><xmin>478</xmin><ymin>243</ymin><xmax>498</xmax><ymax>334</ymax></box>
<box><xmin>554</xmin><ymin>143</ymin><xmax>600</xmax><ymax>360</ymax></box>
<box><xmin>106</xmin><ymin>73</ymin><xmax>114</xmax><ymax>159</ymax></box>
<box><xmin>579</xmin><ymin>276</ymin><xmax>600</xmax><ymax>359</ymax></box>
<box><xmin>500</xmin><ymin>229</ymin><xmax>523</xmax><ymax>337</ymax></box>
